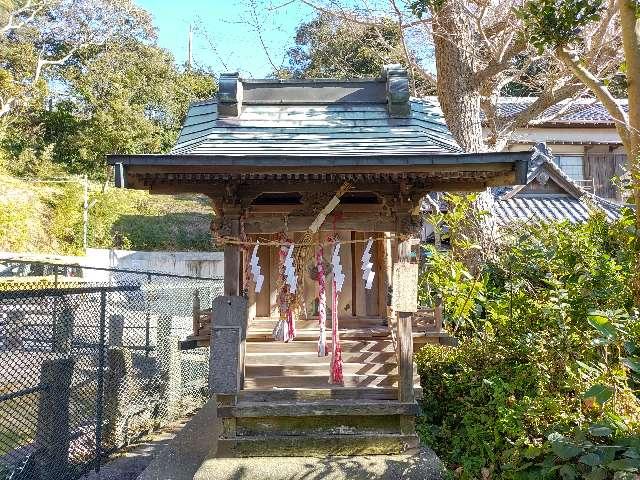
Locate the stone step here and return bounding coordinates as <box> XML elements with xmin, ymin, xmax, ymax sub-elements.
<box><xmin>243</xmin><ymin>374</ymin><xmax>420</xmax><ymax>390</ymax></box>
<box><xmin>245</xmin><ymin>339</ymin><xmax>395</xmax><ymax>353</ymax></box>
<box><xmin>247</xmin><ymin>327</ymin><xmax>390</xmax><ymax>342</ymax></box>
<box><xmin>219</xmin><ymin>399</ymin><xmax>419</xmax><ymax>418</ymax></box>
<box><xmin>245</xmin><ymin>351</ymin><xmax>397</xmax><ymax>365</ymax></box>
<box><xmin>245</xmin><ymin>363</ymin><xmax>398</xmax><ymax>377</ymax></box>
<box><xmin>238</xmin><ymin>387</ymin><xmax>422</xmax><ymax>402</ymax></box>
<box><xmin>217</xmin><ymin>433</ymin><xmax>420</xmax><ymax>457</ymax></box>
<box><xmin>235</xmin><ymin>414</ymin><xmax>404</xmax><ymax>437</ymax></box>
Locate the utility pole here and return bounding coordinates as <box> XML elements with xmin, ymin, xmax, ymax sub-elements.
<box><xmin>83</xmin><ymin>174</ymin><xmax>89</xmax><ymax>253</ymax></box>
<box><xmin>188</xmin><ymin>24</ymin><xmax>193</xmax><ymax>71</ymax></box>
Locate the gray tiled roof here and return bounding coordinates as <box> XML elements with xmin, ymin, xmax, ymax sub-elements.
<box><xmin>494</xmin><ymin>97</ymin><xmax>628</xmax><ymax>125</ymax></box>
<box><xmin>493</xmin><ymin>194</ymin><xmax>621</xmax><ymax>225</ymax></box>
<box><xmin>171</xmin><ymin>97</ymin><xmax>462</xmax><ymax>157</ymax></box>
<box><xmin>492</xmin><ymin>145</ymin><xmax>623</xmax><ymax>225</ymax></box>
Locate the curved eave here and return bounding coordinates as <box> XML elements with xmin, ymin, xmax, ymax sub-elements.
<box><xmin>107</xmin><ymin>150</ymin><xmax>532</xmax><ymax>191</ymax></box>
<box><xmin>109</xmin><ymin>150</ymin><xmax>531</xmax><ymax>168</ymax></box>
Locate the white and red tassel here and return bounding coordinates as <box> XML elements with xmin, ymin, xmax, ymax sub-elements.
<box><xmin>316</xmin><ymin>247</ymin><xmax>327</xmax><ymax>357</ymax></box>
<box><xmin>330</xmin><ymin>241</ymin><xmax>344</xmax><ymax>384</ymax></box>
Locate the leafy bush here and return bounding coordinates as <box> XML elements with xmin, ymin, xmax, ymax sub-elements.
<box><xmin>417</xmin><ymin>199</ymin><xmax>640</xmax><ymax>479</ymax></box>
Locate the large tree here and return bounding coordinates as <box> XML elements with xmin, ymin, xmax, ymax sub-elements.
<box><xmin>35</xmin><ymin>41</ymin><xmax>216</xmax><ymax>178</ymax></box>
<box><xmin>281</xmin><ymin>12</ymin><xmax>434</xmax><ymax>95</ymax></box>
<box><xmin>255</xmin><ymin>0</ymin><xmax>623</xmax><ymax>153</ymax></box>
<box><xmin>0</xmin><ymin>1</ymin><xmax>217</xmax><ymax>180</ymax></box>
<box><xmin>0</xmin><ymin>0</ymin><xmax>153</xmax><ymax>119</ymax></box>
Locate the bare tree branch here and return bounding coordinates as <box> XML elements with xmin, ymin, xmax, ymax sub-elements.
<box><xmin>556</xmin><ymin>46</ymin><xmax>630</xmax><ymax>146</ymax></box>
<box><xmin>0</xmin><ymin>0</ymin><xmax>48</xmax><ymax>35</ymax></box>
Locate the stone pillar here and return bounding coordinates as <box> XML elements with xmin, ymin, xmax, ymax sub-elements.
<box><xmin>103</xmin><ymin>347</ymin><xmax>132</xmax><ymax>449</ymax></box>
<box><xmin>108</xmin><ymin>314</ymin><xmax>125</xmax><ymax>347</ymax></box>
<box><xmin>34</xmin><ymin>358</ymin><xmax>75</xmax><ymax>480</ymax></box>
<box><xmin>157</xmin><ymin>314</ymin><xmax>182</xmax><ymax>420</ymax></box>
<box><xmin>397</xmin><ymin>312</ymin><xmax>415</xmax><ymax>403</ymax></box>
<box><xmin>158</xmin><ymin>335</ymin><xmax>182</xmax><ymax>420</ymax></box>
<box><xmin>208</xmin><ymin>296</ymin><xmax>248</xmax><ymax>396</ymax></box>
<box><xmin>52</xmin><ymin>295</ymin><xmax>75</xmax><ymax>354</ymax></box>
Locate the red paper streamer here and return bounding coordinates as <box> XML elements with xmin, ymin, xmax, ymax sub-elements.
<box><xmin>316</xmin><ymin>247</ymin><xmax>327</xmax><ymax>357</ymax></box>
<box><xmin>330</xmin><ymin>242</ymin><xmax>343</xmax><ymax>384</ymax></box>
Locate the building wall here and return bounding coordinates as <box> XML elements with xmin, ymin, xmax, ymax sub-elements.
<box><xmin>84</xmin><ymin>249</ymin><xmax>224</xmax><ymax>278</ymax></box>
<box><xmin>0</xmin><ymin>249</ymin><xmax>225</xmax><ymax>280</ymax></box>
<box><xmin>491</xmin><ymin>126</ymin><xmax>627</xmax><ymax>200</ymax></box>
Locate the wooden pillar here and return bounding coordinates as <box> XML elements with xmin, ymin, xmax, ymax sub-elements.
<box><xmin>395</xmin><ymin>237</ymin><xmax>418</xmax><ymax>403</ymax></box>
<box><xmin>397</xmin><ymin>312</ymin><xmax>415</xmax><ymax>403</ymax></box>
<box><xmin>434</xmin><ymin>294</ymin><xmax>443</xmax><ymax>332</ymax></box>
<box><xmin>380</xmin><ymin>232</ymin><xmax>393</xmax><ymax>319</ymax></box>
<box><xmin>224</xmin><ymin>216</ymin><xmax>241</xmax><ymax>296</ymax></box>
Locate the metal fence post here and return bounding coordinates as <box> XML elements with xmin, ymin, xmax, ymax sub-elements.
<box><xmin>94</xmin><ymin>290</ymin><xmax>107</xmax><ymax>473</ymax></box>
<box><xmin>33</xmin><ymin>358</ymin><xmax>75</xmax><ymax>480</ymax></box>
<box><xmin>145</xmin><ymin>274</ymin><xmax>152</xmax><ymax>357</ymax></box>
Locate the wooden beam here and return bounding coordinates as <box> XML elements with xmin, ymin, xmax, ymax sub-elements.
<box><xmin>141</xmin><ymin>177</ymin><xmax>509</xmax><ymax>195</ymax></box>
<box><xmin>243</xmin><ymin>215</ymin><xmax>398</xmax><ymax>234</ymax></box>
<box><xmin>247</xmin><ymin>204</ymin><xmax>385</xmax><ymax>215</ymax></box>
<box><xmin>128</xmin><ymin>161</ymin><xmax>516</xmax><ymax>175</ymax></box>
<box><xmin>224</xmin><ymin>216</ymin><xmax>241</xmax><ymax>296</ymax></box>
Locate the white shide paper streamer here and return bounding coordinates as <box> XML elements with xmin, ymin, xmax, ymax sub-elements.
<box><xmin>250</xmin><ymin>242</ymin><xmax>265</xmax><ymax>293</ymax></box>
<box><xmin>361</xmin><ymin>237</ymin><xmax>375</xmax><ymax>290</ymax></box>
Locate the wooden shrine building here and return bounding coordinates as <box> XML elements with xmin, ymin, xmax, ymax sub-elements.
<box><xmin>108</xmin><ymin>66</ymin><xmax>531</xmax><ymax>457</ymax></box>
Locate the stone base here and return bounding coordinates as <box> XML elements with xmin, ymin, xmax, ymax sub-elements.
<box><xmin>194</xmin><ymin>447</ymin><xmax>445</xmax><ymax>480</ymax></box>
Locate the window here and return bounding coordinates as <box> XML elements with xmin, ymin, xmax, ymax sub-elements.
<box><xmin>554</xmin><ymin>155</ymin><xmax>584</xmax><ymax>181</ymax></box>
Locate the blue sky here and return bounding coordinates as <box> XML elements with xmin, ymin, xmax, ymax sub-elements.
<box><xmin>135</xmin><ymin>1</ymin><xmax>315</xmax><ymax>77</ymax></box>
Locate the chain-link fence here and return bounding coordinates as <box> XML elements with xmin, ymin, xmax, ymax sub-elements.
<box><xmin>0</xmin><ymin>260</ymin><xmax>222</xmax><ymax>480</ymax></box>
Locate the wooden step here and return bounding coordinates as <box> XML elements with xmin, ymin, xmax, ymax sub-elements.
<box><xmin>238</xmin><ymin>387</ymin><xmax>421</xmax><ymax>402</ymax></box>
<box><xmin>219</xmin><ymin>400</ymin><xmax>419</xmax><ymax>418</ymax></box>
<box><xmin>250</xmin><ymin>317</ymin><xmax>386</xmax><ymax>330</ymax></box>
<box><xmin>247</xmin><ymin>327</ymin><xmax>390</xmax><ymax>342</ymax></box>
<box><xmin>243</xmin><ymin>374</ymin><xmax>420</xmax><ymax>390</ymax></box>
<box><xmin>245</xmin><ymin>363</ymin><xmax>398</xmax><ymax>377</ymax></box>
<box><xmin>217</xmin><ymin>433</ymin><xmax>419</xmax><ymax>457</ymax></box>
<box><xmin>245</xmin><ymin>351</ymin><xmax>397</xmax><ymax>365</ymax></box>
<box><xmin>245</xmin><ymin>339</ymin><xmax>395</xmax><ymax>353</ymax></box>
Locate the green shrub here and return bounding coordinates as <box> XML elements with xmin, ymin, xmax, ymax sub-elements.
<box><xmin>418</xmin><ymin>200</ymin><xmax>640</xmax><ymax>479</ymax></box>
<box><xmin>0</xmin><ymin>197</ymin><xmax>35</xmax><ymax>251</ymax></box>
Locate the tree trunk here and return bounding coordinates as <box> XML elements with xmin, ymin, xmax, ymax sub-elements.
<box><xmin>617</xmin><ymin>0</ymin><xmax>640</xmax><ymax>306</ymax></box>
<box><xmin>432</xmin><ymin>1</ymin><xmax>485</xmax><ymax>153</ymax></box>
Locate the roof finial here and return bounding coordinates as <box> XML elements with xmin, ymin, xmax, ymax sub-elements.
<box><xmin>218</xmin><ymin>72</ymin><xmax>243</xmax><ymax>117</ymax></box>
<box><xmin>382</xmin><ymin>64</ymin><xmax>410</xmax><ymax>118</ymax></box>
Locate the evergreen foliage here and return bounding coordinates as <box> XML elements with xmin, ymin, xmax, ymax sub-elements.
<box><xmin>417</xmin><ymin>196</ymin><xmax>640</xmax><ymax>479</ymax></box>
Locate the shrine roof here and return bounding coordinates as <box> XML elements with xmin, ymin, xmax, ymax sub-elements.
<box><xmin>108</xmin><ymin>67</ymin><xmax>532</xmax><ymax>191</ymax></box>
<box><xmin>166</xmin><ymin>96</ymin><xmax>460</xmax><ymax>157</ymax></box>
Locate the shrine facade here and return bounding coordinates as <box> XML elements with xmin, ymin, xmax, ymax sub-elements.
<box><xmin>108</xmin><ymin>66</ymin><xmax>531</xmax><ymax>458</ymax></box>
